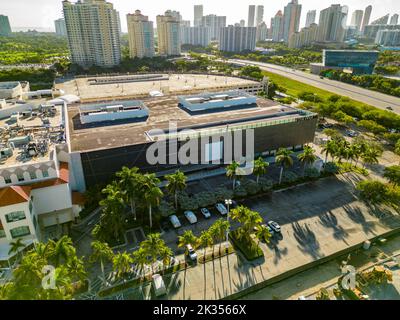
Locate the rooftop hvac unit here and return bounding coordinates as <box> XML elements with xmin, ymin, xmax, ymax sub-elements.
<box><xmin>0</xmin><ymin>148</ymin><xmax>13</xmax><ymax>159</ymax></box>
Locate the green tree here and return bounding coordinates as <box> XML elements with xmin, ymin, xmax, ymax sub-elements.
<box><xmin>226</xmin><ymin>161</ymin><xmax>240</xmax><ymax>190</ymax></box>
<box><xmin>178</xmin><ymin>230</ymin><xmax>199</xmax><ymax>255</ymax></box>
<box><xmin>47</xmin><ymin>235</ymin><xmax>76</xmax><ymax>267</ymax></box>
<box><xmin>199</xmin><ymin>231</ymin><xmax>214</xmax><ymax>261</ymax></box>
<box><xmin>253</xmin><ymin>157</ymin><xmax>269</xmax><ymax>184</ymax></box>
<box><xmin>142</xmin><ymin>233</ymin><xmax>168</xmax><ymax>275</ymax></box>
<box><xmin>361</xmin><ymin>147</ymin><xmax>381</xmax><ymax>168</ymax></box>
<box><xmin>254</xmin><ymin>224</ymin><xmax>272</xmax><ymax>247</ymax></box>
<box><xmin>140</xmin><ymin>173</ymin><xmax>163</xmax><ymax>229</ymax></box>
<box><xmin>322</xmin><ymin>139</ymin><xmax>338</xmax><ymax>163</ymax></box>
<box><xmin>112</xmin><ymin>252</ymin><xmax>133</xmax><ymax>279</ymax></box>
<box><xmin>8</xmin><ymin>238</ymin><xmax>26</xmax><ymax>263</ymax></box>
<box><xmin>275</xmin><ymin>148</ymin><xmax>294</xmax><ymax>184</ymax></box>
<box><xmin>384</xmin><ymin>165</ymin><xmax>400</xmax><ymax>186</ymax></box>
<box><xmin>90</xmin><ymin>241</ymin><xmax>113</xmax><ymax>285</ymax></box>
<box><xmin>297</xmin><ymin>145</ymin><xmax>317</xmax><ymax>175</ymax></box>
<box><xmin>131</xmin><ymin>247</ymin><xmax>148</xmax><ymax>279</ymax></box>
<box><xmin>116</xmin><ymin>166</ymin><xmax>140</xmax><ymax>221</ymax></box>
<box><xmin>165</xmin><ymin>170</ymin><xmax>187</xmax><ymax>209</ymax></box>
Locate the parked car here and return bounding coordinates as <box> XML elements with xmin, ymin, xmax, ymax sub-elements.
<box><xmin>169</xmin><ymin>215</ymin><xmax>181</xmax><ymax>229</ymax></box>
<box><xmin>200</xmin><ymin>208</ymin><xmax>211</xmax><ymax>219</ymax></box>
<box><xmin>345</xmin><ymin>130</ymin><xmax>359</xmax><ymax>137</ymax></box>
<box><xmin>184</xmin><ymin>211</ymin><xmax>198</xmax><ymax>224</ymax></box>
<box><xmin>386</xmin><ymin>106</ymin><xmax>393</xmax><ymax>111</ymax></box>
<box><xmin>215</xmin><ymin>203</ymin><xmax>228</xmax><ymax>215</ymax></box>
<box><xmin>186</xmin><ymin>244</ymin><xmax>198</xmax><ymax>261</ymax></box>
<box><xmin>268</xmin><ymin>221</ymin><xmax>281</xmax><ymax>233</ymax></box>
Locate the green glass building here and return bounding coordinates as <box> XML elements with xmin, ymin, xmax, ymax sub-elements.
<box><xmin>0</xmin><ymin>15</ymin><xmax>11</xmax><ymax>36</ymax></box>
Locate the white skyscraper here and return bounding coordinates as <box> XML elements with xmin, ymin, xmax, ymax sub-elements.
<box><xmin>361</xmin><ymin>5</ymin><xmax>372</xmax><ymax>34</ymax></box>
<box><xmin>219</xmin><ymin>26</ymin><xmax>256</xmax><ymax>52</ymax></box>
<box><xmin>54</xmin><ymin>18</ymin><xmax>67</xmax><ymax>37</ymax></box>
<box><xmin>256</xmin><ymin>5</ymin><xmax>264</xmax><ymax>26</ymax></box>
<box><xmin>283</xmin><ymin>0</ymin><xmax>302</xmax><ymax>42</ymax></box>
<box><xmin>350</xmin><ymin>10</ymin><xmax>364</xmax><ymax>31</ymax></box>
<box><xmin>305</xmin><ymin>10</ymin><xmax>316</xmax><ymax>28</ymax></box>
<box><xmin>180</xmin><ymin>26</ymin><xmax>211</xmax><ymax>46</ymax></box>
<box><xmin>317</xmin><ymin>4</ymin><xmax>348</xmax><ymax>43</ymax></box>
<box><xmin>127</xmin><ymin>10</ymin><xmax>155</xmax><ymax>59</ymax></box>
<box><xmin>271</xmin><ymin>10</ymin><xmax>284</xmax><ymax>42</ymax></box>
<box><xmin>201</xmin><ymin>14</ymin><xmax>226</xmax><ymax>40</ymax></box>
<box><xmin>248</xmin><ymin>5</ymin><xmax>256</xmax><ymax>27</ymax></box>
<box><xmin>63</xmin><ymin>0</ymin><xmax>121</xmax><ymax>67</ymax></box>
<box><xmin>256</xmin><ymin>22</ymin><xmax>268</xmax><ymax>42</ymax></box>
<box><xmin>390</xmin><ymin>14</ymin><xmax>399</xmax><ymax>25</ymax></box>
<box><xmin>157</xmin><ymin>11</ymin><xmax>181</xmax><ymax>56</ymax></box>
<box><xmin>194</xmin><ymin>5</ymin><xmax>203</xmax><ymax>27</ymax></box>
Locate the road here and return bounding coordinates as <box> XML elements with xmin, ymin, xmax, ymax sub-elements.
<box><xmin>229</xmin><ymin>59</ymin><xmax>400</xmax><ymax>115</ymax></box>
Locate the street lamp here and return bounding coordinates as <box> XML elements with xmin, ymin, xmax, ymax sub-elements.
<box><xmin>225</xmin><ymin>199</ymin><xmax>232</xmax><ymax>247</ymax></box>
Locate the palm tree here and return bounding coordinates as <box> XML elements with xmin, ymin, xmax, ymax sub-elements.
<box><xmin>361</xmin><ymin>147</ymin><xmax>381</xmax><ymax>168</ymax></box>
<box><xmin>142</xmin><ymin>233</ymin><xmax>166</xmax><ymax>275</ymax></box>
<box><xmin>131</xmin><ymin>247</ymin><xmax>148</xmax><ymax>279</ymax></box>
<box><xmin>243</xmin><ymin>210</ymin><xmax>263</xmax><ymax>235</ymax></box>
<box><xmin>112</xmin><ymin>252</ymin><xmax>133</xmax><ymax>279</ymax></box>
<box><xmin>253</xmin><ymin>157</ymin><xmax>269</xmax><ymax>184</ymax></box>
<box><xmin>199</xmin><ymin>231</ymin><xmax>213</xmax><ymax>262</ymax></box>
<box><xmin>165</xmin><ymin>170</ymin><xmax>187</xmax><ymax>209</ymax></box>
<box><xmin>322</xmin><ymin>139</ymin><xmax>338</xmax><ymax>163</ymax></box>
<box><xmin>226</xmin><ymin>161</ymin><xmax>240</xmax><ymax>190</ymax></box>
<box><xmin>275</xmin><ymin>148</ymin><xmax>294</xmax><ymax>184</ymax></box>
<box><xmin>210</xmin><ymin>219</ymin><xmax>230</xmax><ymax>256</ymax></box>
<box><xmin>47</xmin><ymin>236</ymin><xmax>76</xmax><ymax>267</ymax></box>
<box><xmin>66</xmin><ymin>256</ymin><xmax>87</xmax><ymax>283</ymax></box>
<box><xmin>141</xmin><ymin>173</ymin><xmax>163</xmax><ymax>229</ymax></box>
<box><xmin>159</xmin><ymin>246</ymin><xmax>173</xmax><ymax>275</ymax></box>
<box><xmin>254</xmin><ymin>224</ymin><xmax>272</xmax><ymax>247</ymax></box>
<box><xmin>8</xmin><ymin>238</ymin><xmax>26</xmax><ymax>263</ymax></box>
<box><xmin>90</xmin><ymin>241</ymin><xmax>113</xmax><ymax>285</ymax></box>
<box><xmin>178</xmin><ymin>230</ymin><xmax>199</xmax><ymax>255</ymax></box>
<box><xmin>297</xmin><ymin>145</ymin><xmax>317</xmax><ymax>175</ymax></box>
<box><xmin>116</xmin><ymin>166</ymin><xmax>140</xmax><ymax>220</ymax></box>
<box><xmin>383</xmin><ymin>165</ymin><xmax>400</xmax><ymax>187</ymax></box>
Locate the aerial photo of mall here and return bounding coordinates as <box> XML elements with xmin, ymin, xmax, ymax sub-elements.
<box><xmin>0</xmin><ymin>0</ymin><xmax>400</xmax><ymax>306</ymax></box>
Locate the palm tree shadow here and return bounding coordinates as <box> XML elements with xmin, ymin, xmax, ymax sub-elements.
<box><xmin>267</xmin><ymin>240</ymin><xmax>289</xmax><ymax>265</ymax></box>
<box><xmin>319</xmin><ymin>211</ymin><xmax>349</xmax><ymax>244</ymax></box>
<box><xmin>292</xmin><ymin>221</ymin><xmax>322</xmax><ymax>259</ymax></box>
<box><xmin>342</xmin><ymin>205</ymin><xmax>377</xmax><ymax>236</ymax></box>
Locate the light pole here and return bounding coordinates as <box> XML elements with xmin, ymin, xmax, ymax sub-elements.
<box><xmin>225</xmin><ymin>199</ymin><xmax>232</xmax><ymax>247</ymax></box>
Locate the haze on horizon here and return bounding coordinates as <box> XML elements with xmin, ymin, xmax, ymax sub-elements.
<box><xmin>1</xmin><ymin>0</ymin><xmax>399</xmax><ymax>33</ymax></box>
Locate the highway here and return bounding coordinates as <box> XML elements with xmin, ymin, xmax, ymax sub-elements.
<box><xmin>229</xmin><ymin>59</ymin><xmax>400</xmax><ymax>115</ymax></box>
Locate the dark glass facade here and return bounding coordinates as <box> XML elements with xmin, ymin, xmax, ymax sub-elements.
<box><xmin>323</xmin><ymin>50</ymin><xmax>379</xmax><ymax>74</ymax></box>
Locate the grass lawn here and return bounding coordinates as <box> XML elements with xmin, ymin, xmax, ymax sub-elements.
<box><xmin>262</xmin><ymin>71</ymin><xmax>375</xmax><ymax>110</ymax></box>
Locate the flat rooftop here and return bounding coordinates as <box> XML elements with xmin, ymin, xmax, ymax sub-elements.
<box><xmin>0</xmin><ymin>82</ymin><xmax>20</xmax><ymax>90</ymax></box>
<box><xmin>67</xmin><ymin>95</ymin><xmax>313</xmax><ymax>153</ymax></box>
<box><xmin>56</xmin><ymin>74</ymin><xmax>260</xmax><ymax>102</ymax></box>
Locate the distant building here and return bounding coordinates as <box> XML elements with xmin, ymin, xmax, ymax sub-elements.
<box><xmin>157</xmin><ymin>11</ymin><xmax>181</xmax><ymax>56</ymax></box>
<box><xmin>54</xmin><ymin>18</ymin><xmax>67</xmax><ymax>37</ymax></box>
<box><xmin>371</xmin><ymin>14</ymin><xmax>390</xmax><ymax>25</ymax></box>
<box><xmin>248</xmin><ymin>5</ymin><xmax>256</xmax><ymax>27</ymax></box>
<box><xmin>283</xmin><ymin>0</ymin><xmax>302</xmax><ymax>42</ymax></box>
<box><xmin>289</xmin><ymin>23</ymin><xmax>318</xmax><ymax>48</ymax></box>
<box><xmin>240</xmin><ymin>20</ymin><xmax>246</xmax><ymax>27</ymax></box>
<box><xmin>180</xmin><ymin>26</ymin><xmax>211</xmax><ymax>47</ymax></box>
<box><xmin>310</xmin><ymin>50</ymin><xmax>379</xmax><ymax>75</ymax></box>
<box><xmin>390</xmin><ymin>14</ymin><xmax>399</xmax><ymax>26</ymax></box>
<box><xmin>271</xmin><ymin>10</ymin><xmax>284</xmax><ymax>42</ymax></box>
<box><xmin>256</xmin><ymin>22</ymin><xmax>268</xmax><ymax>42</ymax></box>
<box><xmin>201</xmin><ymin>14</ymin><xmax>226</xmax><ymax>40</ymax></box>
<box><xmin>317</xmin><ymin>4</ymin><xmax>348</xmax><ymax>43</ymax></box>
<box><xmin>194</xmin><ymin>5</ymin><xmax>203</xmax><ymax>27</ymax></box>
<box><xmin>375</xmin><ymin>29</ymin><xmax>400</xmax><ymax>46</ymax></box>
<box><xmin>180</xmin><ymin>20</ymin><xmax>191</xmax><ymax>27</ymax></box>
<box><xmin>305</xmin><ymin>10</ymin><xmax>316</xmax><ymax>28</ymax></box>
<box><xmin>256</xmin><ymin>5</ymin><xmax>264</xmax><ymax>26</ymax></box>
<box><xmin>350</xmin><ymin>10</ymin><xmax>364</xmax><ymax>32</ymax></box>
<box><xmin>0</xmin><ymin>15</ymin><xmax>12</xmax><ymax>36</ymax></box>
<box><xmin>219</xmin><ymin>26</ymin><xmax>256</xmax><ymax>52</ymax></box>
<box><xmin>127</xmin><ymin>10</ymin><xmax>155</xmax><ymax>58</ymax></box>
<box><xmin>361</xmin><ymin>5</ymin><xmax>372</xmax><ymax>34</ymax></box>
<box><xmin>364</xmin><ymin>24</ymin><xmax>400</xmax><ymax>40</ymax></box>
<box><xmin>63</xmin><ymin>0</ymin><xmax>121</xmax><ymax>67</ymax></box>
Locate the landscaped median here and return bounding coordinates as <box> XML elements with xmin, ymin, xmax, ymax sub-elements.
<box><xmin>229</xmin><ymin>229</ymin><xmax>263</xmax><ymax>261</ymax></box>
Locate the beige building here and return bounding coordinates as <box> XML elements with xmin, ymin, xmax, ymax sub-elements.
<box><xmin>289</xmin><ymin>23</ymin><xmax>319</xmax><ymax>48</ymax></box>
<box><xmin>157</xmin><ymin>11</ymin><xmax>181</xmax><ymax>56</ymax></box>
<box><xmin>63</xmin><ymin>0</ymin><xmax>121</xmax><ymax>67</ymax></box>
<box><xmin>127</xmin><ymin>10</ymin><xmax>155</xmax><ymax>58</ymax></box>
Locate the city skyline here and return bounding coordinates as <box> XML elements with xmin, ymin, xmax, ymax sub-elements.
<box><xmin>1</xmin><ymin>0</ymin><xmax>399</xmax><ymax>32</ymax></box>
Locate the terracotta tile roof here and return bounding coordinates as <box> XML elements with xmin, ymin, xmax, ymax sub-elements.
<box><xmin>72</xmin><ymin>192</ymin><xmax>86</xmax><ymax>206</ymax></box>
<box><xmin>0</xmin><ymin>185</ymin><xmax>31</xmax><ymax>207</ymax></box>
<box><xmin>59</xmin><ymin>162</ymin><xmax>69</xmax><ymax>183</ymax></box>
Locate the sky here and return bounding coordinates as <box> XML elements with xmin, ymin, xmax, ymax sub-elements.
<box><xmin>1</xmin><ymin>0</ymin><xmax>399</xmax><ymax>32</ymax></box>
